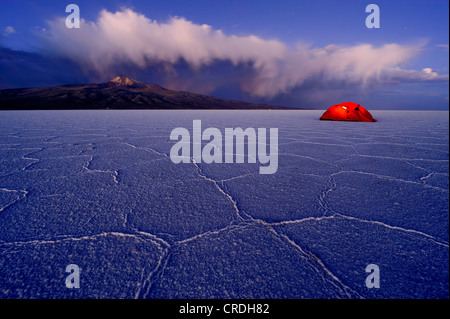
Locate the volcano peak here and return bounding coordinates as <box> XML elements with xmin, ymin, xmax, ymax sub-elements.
<box><xmin>109</xmin><ymin>76</ymin><xmax>137</xmax><ymax>86</ymax></box>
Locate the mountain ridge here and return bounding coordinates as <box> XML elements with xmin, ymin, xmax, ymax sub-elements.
<box><xmin>0</xmin><ymin>76</ymin><xmax>296</xmax><ymax>110</ymax></box>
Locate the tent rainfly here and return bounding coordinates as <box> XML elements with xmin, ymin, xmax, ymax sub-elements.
<box><xmin>320</xmin><ymin>102</ymin><xmax>376</xmax><ymax>122</ymax></box>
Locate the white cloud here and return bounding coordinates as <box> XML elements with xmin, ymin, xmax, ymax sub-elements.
<box><xmin>381</xmin><ymin>67</ymin><xmax>448</xmax><ymax>83</ymax></box>
<box><xmin>436</xmin><ymin>44</ymin><xmax>449</xmax><ymax>51</ymax></box>
<box><xmin>2</xmin><ymin>26</ymin><xmax>15</xmax><ymax>37</ymax></box>
<box><xmin>39</xmin><ymin>8</ymin><xmax>448</xmax><ymax>98</ymax></box>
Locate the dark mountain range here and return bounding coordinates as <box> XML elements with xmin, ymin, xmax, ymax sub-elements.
<box><xmin>0</xmin><ymin>76</ymin><xmax>293</xmax><ymax>110</ymax></box>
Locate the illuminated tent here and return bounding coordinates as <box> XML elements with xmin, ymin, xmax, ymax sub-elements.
<box><xmin>320</xmin><ymin>102</ymin><xmax>376</xmax><ymax>122</ymax></box>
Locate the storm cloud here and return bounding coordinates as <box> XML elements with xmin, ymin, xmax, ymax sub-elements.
<box><xmin>26</xmin><ymin>8</ymin><xmax>450</xmax><ymax>106</ymax></box>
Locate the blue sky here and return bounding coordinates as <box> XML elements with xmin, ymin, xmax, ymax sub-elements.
<box><xmin>0</xmin><ymin>0</ymin><xmax>448</xmax><ymax>109</ymax></box>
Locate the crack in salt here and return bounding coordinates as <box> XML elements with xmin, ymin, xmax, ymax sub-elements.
<box><xmin>332</xmin><ymin>170</ymin><xmax>449</xmax><ymax>192</ymax></box>
<box><xmin>335</xmin><ymin>213</ymin><xmax>449</xmax><ymax>248</ymax></box>
<box><xmin>256</xmin><ymin>219</ymin><xmax>360</xmax><ymax>298</ymax></box>
<box><xmin>135</xmin><ymin>247</ymin><xmax>170</xmax><ymax>299</ymax></box>
<box><xmin>0</xmin><ymin>188</ymin><xmax>28</xmax><ymax>214</ymax></box>
<box><xmin>120</xmin><ymin>141</ymin><xmax>169</xmax><ymax>158</ymax></box>
<box><xmin>191</xmin><ymin>159</ymin><xmax>245</xmax><ymax>222</ymax></box>
<box><xmin>277</xmin><ymin>231</ymin><xmax>363</xmax><ymax>299</ymax></box>
<box><xmin>317</xmin><ymin>174</ymin><xmax>337</xmax><ymax>216</ymax></box>
<box><xmin>82</xmin><ymin>155</ymin><xmax>120</xmax><ymax>185</ymax></box>
<box><xmin>270</xmin><ymin>213</ymin><xmax>449</xmax><ymax>248</ymax></box>
<box><xmin>0</xmin><ymin>231</ymin><xmax>166</xmax><ymax>247</ymax></box>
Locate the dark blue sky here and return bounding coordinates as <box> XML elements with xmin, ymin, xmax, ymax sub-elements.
<box><xmin>0</xmin><ymin>0</ymin><xmax>448</xmax><ymax>109</ymax></box>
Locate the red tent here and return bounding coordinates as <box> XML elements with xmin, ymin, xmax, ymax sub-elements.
<box><xmin>320</xmin><ymin>102</ymin><xmax>376</xmax><ymax>122</ymax></box>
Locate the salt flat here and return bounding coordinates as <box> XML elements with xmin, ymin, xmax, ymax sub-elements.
<box><xmin>0</xmin><ymin>110</ymin><xmax>448</xmax><ymax>299</ymax></box>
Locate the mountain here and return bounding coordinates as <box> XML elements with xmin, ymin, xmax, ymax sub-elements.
<box><xmin>0</xmin><ymin>76</ymin><xmax>293</xmax><ymax>110</ymax></box>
